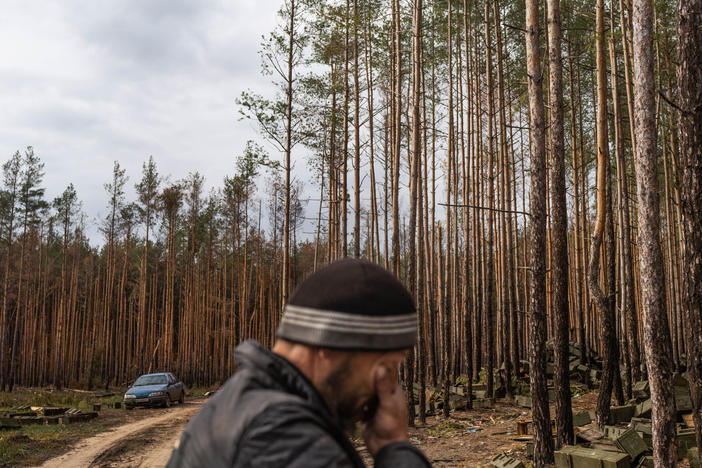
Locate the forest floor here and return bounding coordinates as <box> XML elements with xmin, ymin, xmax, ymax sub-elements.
<box><xmin>354</xmin><ymin>391</ymin><xmax>599</xmax><ymax>467</ymax></box>
<box><xmin>4</xmin><ymin>388</ymin><xmax>688</xmax><ymax>467</ymax></box>
<box><xmin>0</xmin><ymin>388</ymin><xmax>207</xmax><ymax>467</ymax></box>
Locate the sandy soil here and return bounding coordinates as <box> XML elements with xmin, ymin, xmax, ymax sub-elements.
<box><xmin>38</xmin><ymin>400</ymin><xmax>204</xmax><ymax>468</ymax></box>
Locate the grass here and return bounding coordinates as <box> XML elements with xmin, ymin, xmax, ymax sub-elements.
<box><xmin>0</xmin><ymin>385</ymin><xmax>215</xmax><ymax>466</ymax></box>
<box><xmin>0</xmin><ymin>419</ymin><xmax>116</xmax><ymax>467</ymax></box>
<box><xmin>427</xmin><ymin>419</ymin><xmax>466</xmax><ymax>437</ymax></box>
<box><xmin>0</xmin><ymin>387</ymin><xmax>134</xmax><ymax>467</ymax></box>
<box><xmin>184</xmin><ymin>387</ymin><xmax>214</xmax><ymax>398</ymax></box>
<box><xmin>0</xmin><ymin>387</ymin><xmax>124</xmax><ymax>412</ymax></box>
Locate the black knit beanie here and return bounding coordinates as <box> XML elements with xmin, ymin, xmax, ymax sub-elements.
<box><xmin>276</xmin><ymin>258</ymin><xmax>417</xmax><ymax>350</ymax></box>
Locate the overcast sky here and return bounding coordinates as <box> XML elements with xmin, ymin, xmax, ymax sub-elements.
<box><xmin>0</xmin><ymin>0</ymin><xmax>289</xmax><ymax>243</ymax></box>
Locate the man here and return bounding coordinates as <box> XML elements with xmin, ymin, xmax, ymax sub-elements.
<box><xmin>167</xmin><ymin>258</ymin><xmax>431</xmax><ymax>467</ymax></box>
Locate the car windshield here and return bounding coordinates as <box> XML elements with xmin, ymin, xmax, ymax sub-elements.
<box><xmin>133</xmin><ymin>375</ymin><xmax>166</xmax><ymax>386</ymax></box>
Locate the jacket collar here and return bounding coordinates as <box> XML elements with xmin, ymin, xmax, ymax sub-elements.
<box><xmin>234</xmin><ymin>340</ymin><xmax>366</xmax><ymax>468</ymax></box>
<box><xmin>234</xmin><ymin>340</ymin><xmax>332</xmax><ymax>417</ymax></box>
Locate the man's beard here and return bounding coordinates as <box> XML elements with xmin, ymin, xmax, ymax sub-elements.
<box><xmin>321</xmin><ymin>360</ymin><xmax>374</xmax><ymax>434</ymax></box>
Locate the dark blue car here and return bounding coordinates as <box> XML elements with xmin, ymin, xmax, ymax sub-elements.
<box><xmin>124</xmin><ymin>372</ymin><xmax>185</xmax><ymax>409</ymax></box>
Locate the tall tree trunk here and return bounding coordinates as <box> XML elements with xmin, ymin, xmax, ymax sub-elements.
<box><xmin>493</xmin><ymin>0</ymin><xmax>515</xmax><ymax>395</ymax></box>
<box><xmin>525</xmin><ymin>0</ymin><xmax>555</xmax><ymax>463</ymax></box>
<box><xmin>484</xmin><ymin>0</ymin><xmax>496</xmax><ymax>400</ymax></box>
<box><xmin>546</xmin><ymin>0</ymin><xmax>573</xmax><ymax>447</ymax></box>
<box><xmin>409</xmin><ymin>0</ymin><xmax>423</xmax><ymax>426</ymax></box>
<box><xmin>282</xmin><ymin>0</ymin><xmax>295</xmax><ymax>307</ymax></box>
<box><xmin>677</xmin><ymin>0</ymin><xmax>702</xmax><ymax>450</ymax></box>
<box><xmin>632</xmin><ymin>0</ymin><xmax>678</xmax><ymax>463</ymax></box>
<box><xmin>353</xmin><ymin>0</ymin><xmax>361</xmax><ymax>258</ymax></box>
<box><xmin>442</xmin><ymin>0</ymin><xmax>454</xmax><ymax>418</ymax></box>
<box><xmin>390</xmin><ymin>0</ymin><xmax>402</xmax><ymax>274</ymax></box>
<box><xmin>590</xmin><ymin>0</ymin><xmax>619</xmax><ymax>428</ymax></box>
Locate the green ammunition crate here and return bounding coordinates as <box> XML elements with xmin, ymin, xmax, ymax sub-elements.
<box><xmin>630</xmin><ymin>418</ymin><xmax>653</xmax><ymax>449</ymax></box>
<box><xmin>632</xmin><ymin>381</ymin><xmax>649</xmax><ymax>400</ymax></box>
<box><xmin>515</xmin><ymin>395</ymin><xmax>532</xmax><ymax>408</ymax></box>
<box><xmin>573</xmin><ymin>411</ymin><xmax>592</xmax><ymax>427</ymax></box>
<box><xmin>610</xmin><ymin>405</ymin><xmax>636</xmax><ymax>424</ymax></box>
<box><xmin>555</xmin><ymin>445</ymin><xmax>578</xmax><ymax>467</ymax></box>
<box><xmin>591</xmin><ymin>439</ymin><xmax>625</xmax><ymax>453</ymax></box>
<box><xmin>677</xmin><ymin>428</ymin><xmax>698</xmax><ymax>460</ymax></box>
<box><xmin>569</xmin><ymin>446</ymin><xmax>632</xmax><ymax>468</ymax></box>
<box><xmin>675</xmin><ymin>392</ymin><xmax>693</xmax><ymax>412</ymax></box>
<box><xmin>688</xmin><ymin>447</ymin><xmax>699</xmax><ymax>468</ymax></box>
<box><xmin>634</xmin><ymin>399</ymin><xmax>652</xmax><ymax>418</ymax></box>
<box><xmin>630</xmin><ymin>418</ymin><xmax>651</xmax><ymax>434</ymax></box>
<box><xmin>0</xmin><ymin>417</ymin><xmax>20</xmax><ymax>429</ymax></box>
<box><xmin>614</xmin><ymin>428</ymin><xmax>648</xmax><ymax>460</ymax></box>
<box><xmin>473</xmin><ymin>398</ymin><xmax>495</xmax><ymax>409</ymax></box>
<box><xmin>605</xmin><ymin>425</ymin><xmax>629</xmax><ymax>440</ymax></box>
<box><xmin>489</xmin><ymin>452</ymin><xmax>525</xmax><ymax>468</ymax></box>
<box><xmin>636</xmin><ymin>456</ymin><xmax>654</xmax><ymax>468</ymax></box>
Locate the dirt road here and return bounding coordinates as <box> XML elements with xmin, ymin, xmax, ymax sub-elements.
<box><xmin>39</xmin><ymin>400</ymin><xmax>204</xmax><ymax>468</ymax></box>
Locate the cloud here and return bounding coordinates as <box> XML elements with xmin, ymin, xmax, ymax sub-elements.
<box><xmin>0</xmin><ymin>0</ymin><xmax>285</xmax><ymax>244</ymax></box>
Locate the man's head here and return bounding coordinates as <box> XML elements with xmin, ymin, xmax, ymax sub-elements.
<box><xmin>272</xmin><ymin>339</ymin><xmax>406</xmax><ymax>432</ymax></box>
<box><xmin>273</xmin><ymin>259</ymin><xmax>416</xmax><ymax>431</ymax></box>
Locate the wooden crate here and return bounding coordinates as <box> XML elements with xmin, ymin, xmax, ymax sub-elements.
<box><xmin>614</xmin><ymin>428</ymin><xmax>648</xmax><ymax>460</ymax></box>
<box><xmin>557</xmin><ymin>446</ymin><xmax>631</xmax><ymax>468</ymax></box>
<box><xmin>609</xmin><ymin>405</ymin><xmax>636</xmax><ymax>424</ymax></box>
<box><xmin>489</xmin><ymin>453</ymin><xmax>525</xmax><ymax>468</ymax></box>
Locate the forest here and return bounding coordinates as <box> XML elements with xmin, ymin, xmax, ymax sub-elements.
<box><xmin>0</xmin><ymin>0</ymin><xmax>701</xmax><ymax>466</ymax></box>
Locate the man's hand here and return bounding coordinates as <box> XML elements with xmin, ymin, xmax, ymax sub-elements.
<box><xmin>361</xmin><ymin>365</ymin><xmax>409</xmax><ymax>457</ymax></box>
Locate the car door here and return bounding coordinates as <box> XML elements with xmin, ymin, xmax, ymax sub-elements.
<box><xmin>166</xmin><ymin>374</ymin><xmax>176</xmax><ymax>399</ymax></box>
<box><xmin>169</xmin><ymin>373</ymin><xmax>181</xmax><ymax>397</ymax></box>
<box><xmin>171</xmin><ymin>373</ymin><xmax>183</xmax><ymax>393</ymax></box>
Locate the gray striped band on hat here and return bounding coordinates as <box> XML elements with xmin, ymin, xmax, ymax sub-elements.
<box><xmin>276</xmin><ymin>304</ymin><xmax>418</xmax><ymax>350</ymax></box>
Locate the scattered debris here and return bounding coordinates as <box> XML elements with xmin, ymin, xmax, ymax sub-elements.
<box><xmin>548</xmin><ymin>373</ymin><xmax>698</xmax><ymax>467</ymax></box>
<box><xmin>0</xmin><ymin>406</ymin><xmax>99</xmax><ymax>428</ymax></box>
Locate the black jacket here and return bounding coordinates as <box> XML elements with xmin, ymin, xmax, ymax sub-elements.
<box><xmin>166</xmin><ymin>340</ymin><xmax>431</xmax><ymax>467</ymax></box>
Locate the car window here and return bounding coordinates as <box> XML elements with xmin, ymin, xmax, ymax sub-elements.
<box><xmin>133</xmin><ymin>374</ymin><xmax>167</xmax><ymax>386</ymax></box>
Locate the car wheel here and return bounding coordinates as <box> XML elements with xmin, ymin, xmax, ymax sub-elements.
<box><xmin>178</xmin><ymin>391</ymin><xmax>184</xmax><ymax>404</ymax></box>
<box><xmin>163</xmin><ymin>397</ymin><xmax>170</xmax><ymax>409</ymax></box>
